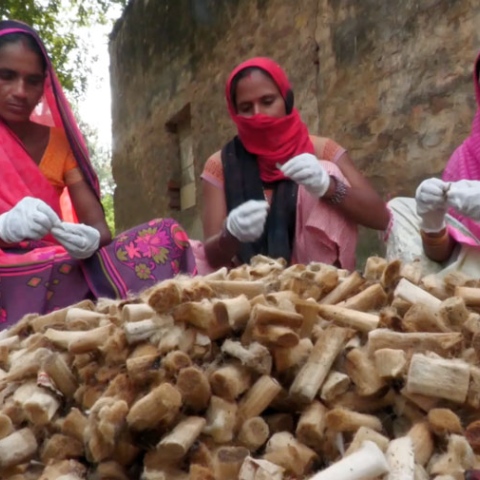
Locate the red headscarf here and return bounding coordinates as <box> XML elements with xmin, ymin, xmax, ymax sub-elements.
<box><xmin>226</xmin><ymin>57</ymin><xmax>314</xmax><ymax>183</ymax></box>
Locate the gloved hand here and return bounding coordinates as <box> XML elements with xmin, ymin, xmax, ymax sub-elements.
<box><xmin>226</xmin><ymin>200</ymin><xmax>269</xmax><ymax>243</ymax></box>
<box><xmin>52</xmin><ymin>223</ymin><xmax>100</xmax><ymax>259</ymax></box>
<box><xmin>446</xmin><ymin>179</ymin><xmax>480</xmax><ymax>221</ymax></box>
<box><xmin>415</xmin><ymin>178</ymin><xmax>449</xmax><ymax>233</ymax></box>
<box><xmin>279</xmin><ymin>153</ymin><xmax>331</xmax><ymax>198</ymax></box>
<box><xmin>0</xmin><ymin>196</ymin><xmax>61</xmax><ymax>243</ymax></box>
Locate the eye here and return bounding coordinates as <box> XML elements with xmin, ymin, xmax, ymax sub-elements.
<box><xmin>26</xmin><ymin>76</ymin><xmax>44</xmax><ymax>87</ymax></box>
<box><xmin>261</xmin><ymin>96</ymin><xmax>275</xmax><ymax>106</ymax></box>
<box><xmin>237</xmin><ymin>103</ymin><xmax>252</xmax><ymax>114</ymax></box>
<box><xmin>0</xmin><ymin>69</ymin><xmax>15</xmax><ymax>81</ymax></box>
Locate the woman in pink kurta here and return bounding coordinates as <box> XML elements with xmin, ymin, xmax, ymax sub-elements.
<box><xmin>191</xmin><ymin>57</ymin><xmax>390</xmax><ymax>274</ymax></box>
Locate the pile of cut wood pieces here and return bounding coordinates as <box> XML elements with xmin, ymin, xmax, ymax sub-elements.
<box><xmin>1</xmin><ymin>255</ymin><xmax>480</xmax><ymax>479</ymax></box>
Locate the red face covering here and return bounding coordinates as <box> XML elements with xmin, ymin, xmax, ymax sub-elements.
<box><xmin>226</xmin><ymin>57</ymin><xmax>314</xmax><ymax>183</ymax></box>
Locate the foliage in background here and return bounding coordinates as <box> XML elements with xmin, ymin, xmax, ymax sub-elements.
<box><xmin>0</xmin><ymin>0</ymin><xmax>127</xmax><ymax>98</ymax></box>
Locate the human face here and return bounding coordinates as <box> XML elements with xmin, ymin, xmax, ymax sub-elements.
<box><xmin>235</xmin><ymin>70</ymin><xmax>286</xmax><ymax>118</ymax></box>
<box><xmin>0</xmin><ymin>40</ymin><xmax>45</xmax><ymax>124</ymax></box>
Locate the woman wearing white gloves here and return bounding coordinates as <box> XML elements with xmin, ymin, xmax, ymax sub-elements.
<box><xmin>0</xmin><ymin>21</ymin><xmax>195</xmax><ymax>326</ymax></box>
<box><xmin>386</xmin><ymin>52</ymin><xmax>480</xmax><ymax>275</ymax></box>
<box><xmin>191</xmin><ymin>57</ymin><xmax>390</xmax><ymax>273</ymax></box>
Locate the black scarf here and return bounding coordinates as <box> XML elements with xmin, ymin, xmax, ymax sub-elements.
<box><xmin>221</xmin><ymin>137</ymin><xmax>298</xmax><ymax>264</ymax></box>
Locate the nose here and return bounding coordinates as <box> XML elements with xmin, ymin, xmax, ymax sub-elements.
<box><xmin>12</xmin><ymin>79</ymin><xmax>28</xmax><ymax>98</ymax></box>
<box><xmin>253</xmin><ymin>103</ymin><xmax>262</xmax><ymax>115</ymax></box>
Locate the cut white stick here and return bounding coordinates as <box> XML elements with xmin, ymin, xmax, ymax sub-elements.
<box><xmin>238</xmin><ymin>456</ymin><xmax>284</xmax><ymax>480</ymax></box>
<box><xmin>342</xmin><ymin>283</ymin><xmax>387</xmax><ymax>312</ymax></box>
<box><xmin>320</xmin><ymin>371</ymin><xmax>350</xmax><ymax>402</ymax></box>
<box><xmin>406</xmin><ymin>353</ymin><xmax>470</xmax><ymax>404</ymax></box>
<box><xmin>221</xmin><ymin>339</ymin><xmax>272</xmax><ymax>375</ymax></box>
<box><xmin>373</xmin><ymin>349</ymin><xmax>407</xmax><ymax>379</ymax></box>
<box><xmin>121</xmin><ymin>303</ymin><xmax>155</xmax><ymax>323</ymax></box>
<box><xmin>385</xmin><ymin>436</ymin><xmax>415</xmax><ymax>480</ymax></box>
<box><xmin>307</xmin><ymin>440</ymin><xmax>389</xmax><ymax>480</ymax></box>
<box><xmin>289</xmin><ymin>327</ymin><xmax>349</xmax><ymax>402</ymax></box>
<box><xmin>156</xmin><ymin>416</ymin><xmax>206</xmax><ymax>460</ymax></box>
<box><xmin>367</xmin><ymin>330</ymin><xmax>463</xmax><ymax>357</ymax></box>
<box><xmin>455</xmin><ymin>286</ymin><xmax>480</xmax><ymax>307</ymax></box>
<box><xmin>316</xmin><ymin>304</ymin><xmax>379</xmax><ymax>332</ymax></box>
<box><xmin>319</xmin><ymin>271</ymin><xmax>364</xmax><ymax>305</ymax></box>
<box><xmin>345</xmin><ymin>426</ymin><xmax>389</xmax><ymax>456</ymax></box>
<box><xmin>394</xmin><ymin>278</ymin><xmax>442</xmax><ymax>310</ymax></box>
<box><xmin>0</xmin><ymin>428</ymin><xmax>38</xmax><ymax>468</ymax></box>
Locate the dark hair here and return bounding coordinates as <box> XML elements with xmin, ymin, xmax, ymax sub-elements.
<box><xmin>230</xmin><ymin>66</ymin><xmax>294</xmax><ymax>114</ymax></box>
<box><xmin>0</xmin><ymin>32</ymin><xmax>47</xmax><ymax>73</ymax></box>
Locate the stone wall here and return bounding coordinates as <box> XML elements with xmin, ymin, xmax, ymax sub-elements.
<box><xmin>109</xmin><ymin>0</ymin><xmax>480</xmax><ymax>262</ymax></box>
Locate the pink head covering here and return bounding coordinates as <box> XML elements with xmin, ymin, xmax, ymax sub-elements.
<box><xmin>442</xmin><ymin>52</ymin><xmax>480</xmax><ymax>244</ymax></box>
<box><xmin>226</xmin><ymin>57</ymin><xmax>314</xmax><ymax>183</ymax></box>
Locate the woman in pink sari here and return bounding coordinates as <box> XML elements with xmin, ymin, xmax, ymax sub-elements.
<box><xmin>386</xmin><ymin>51</ymin><xmax>480</xmax><ymax>277</ymax></box>
<box><xmin>192</xmin><ymin>58</ymin><xmax>390</xmax><ymax>274</ymax></box>
<box><xmin>0</xmin><ymin>20</ymin><xmax>196</xmax><ymax>327</ymax></box>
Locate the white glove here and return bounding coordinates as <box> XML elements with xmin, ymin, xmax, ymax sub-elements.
<box><xmin>279</xmin><ymin>153</ymin><xmax>331</xmax><ymax>198</ymax></box>
<box><xmin>226</xmin><ymin>200</ymin><xmax>269</xmax><ymax>243</ymax></box>
<box><xmin>446</xmin><ymin>180</ymin><xmax>480</xmax><ymax>221</ymax></box>
<box><xmin>51</xmin><ymin>223</ymin><xmax>100</xmax><ymax>259</ymax></box>
<box><xmin>415</xmin><ymin>178</ymin><xmax>449</xmax><ymax>233</ymax></box>
<box><xmin>0</xmin><ymin>197</ymin><xmax>61</xmax><ymax>243</ymax></box>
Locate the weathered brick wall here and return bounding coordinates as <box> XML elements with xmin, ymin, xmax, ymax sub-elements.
<box><xmin>109</xmin><ymin>0</ymin><xmax>480</xmax><ymax>261</ymax></box>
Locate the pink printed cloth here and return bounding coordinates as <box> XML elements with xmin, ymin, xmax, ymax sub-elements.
<box><xmin>442</xmin><ymin>52</ymin><xmax>480</xmax><ymax>246</ymax></box>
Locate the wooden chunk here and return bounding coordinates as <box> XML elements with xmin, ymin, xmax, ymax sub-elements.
<box><xmin>316</xmin><ymin>304</ymin><xmax>379</xmax><ymax>332</ymax></box>
<box><xmin>373</xmin><ymin>348</ymin><xmax>407</xmax><ymax>378</ymax></box>
<box><xmin>326</xmin><ymin>408</ymin><xmax>382</xmax><ymax>432</ymax></box>
<box><xmin>213</xmin><ymin>446</ymin><xmax>250</xmax><ymax>480</ymax></box>
<box><xmin>455</xmin><ymin>286</ymin><xmax>480</xmax><ymax>307</ymax></box>
<box><xmin>407</xmin><ymin>422</ymin><xmax>434</xmax><ymax>466</ymax></box>
<box><xmin>156</xmin><ymin>416</ymin><xmax>206</xmax><ymax>461</ymax></box>
<box><xmin>427</xmin><ymin>408</ymin><xmax>463</xmax><ymax>436</ymax></box>
<box><xmin>345</xmin><ymin>348</ymin><xmax>386</xmax><ymax>396</ymax></box>
<box><xmin>0</xmin><ymin>428</ymin><xmax>38</xmax><ymax>468</ymax></box>
<box><xmin>406</xmin><ymin>353</ymin><xmax>470</xmax><ymax>403</ymax></box>
<box><xmin>320</xmin><ymin>371</ymin><xmax>350</xmax><ymax>402</ymax></box>
<box><xmin>238</xmin><ymin>375</ymin><xmax>282</xmax><ymax>422</ymax></box>
<box><xmin>289</xmin><ymin>326</ymin><xmax>350</xmax><ymax>402</ymax></box>
<box><xmin>295</xmin><ymin>401</ymin><xmax>327</xmax><ymax>450</ymax></box>
<box><xmin>342</xmin><ymin>283</ymin><xmax>388</xmax><ymax>312</ymax></box>
<box><xmin>367</xmin><ymin>330</ymin><xmax>463</xmax><ymax>357</ymax></box>
<box><xmin>237</xmin><ymin>417</ymin><xmax>270</xmax><ymax>452</ymax></box>
<box><xmin>126</xmin><ymin>383</ymin><xmax>181</xmax><ymax>430</ymax></box>
<box><xmin>319</xmin><ymin>271</ymin><xmax>364</xmax><ymax>305</ymax></box>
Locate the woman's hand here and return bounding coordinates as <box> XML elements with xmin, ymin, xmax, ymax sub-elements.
<box><xmin>52</xmin><ymin>223</ymin><xmax>100</xmax><ymax>259</ymax></box>
<box><xmin>0</xmin><ymin>197</ymin><xmax>60</xmax><ymax>243</ymax></box>
<box><xmin>279</xmin><ymin>153</ymin><xmax>331</xmax><ymax>198</ymax></box>
<box><xmin>415</xmin><ymin>178</ymin><xmax>449</xmax><ymax>233</ymax></box>
<box><xmin>226</xmin><ymin>200</ymin><xmax>269</xmax><ymax>242</ymax></box>
<box><xmin>68</xmin><ymin>180</ymin><xmax>112</xmax><ymax>247</ymax></box>
<box><xmin>447</xmin><ymin>180</ymin><xmax>480</xmax><ymax>220</ymax></box>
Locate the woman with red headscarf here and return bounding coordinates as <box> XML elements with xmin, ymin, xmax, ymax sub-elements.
<box><xmin>386</xmin><ymin>52</ymin><xmax>480</xmax><ymax>277</ymax></box>
<box><xmin>0</xmin><ymin>20</ymin><xmax>196</xmax><ymax>327</ymax></box>
<box><xmin>194</xmin><ymin>57</ymin><xmax>390</xmax><ymax>273</ymax></box>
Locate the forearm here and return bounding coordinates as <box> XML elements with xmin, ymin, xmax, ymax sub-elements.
<box><xmin>94</xmin><ymin>222</ymin><xmax>112</xmax><ymax>247</ymax></box>
<box><xmin>204</xmin><ymin>224</ymin><xmax>241</xmax><ymax>269</ymax></box>
<box><xmin>324</xmin><ymin>178</ymin><xmax>390</xmax><ymax>231</ymax></box>
<box><xmin>421</xmin><ymin>228</ymin><xmax>456</xmax><ymax>263</ymax></box>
